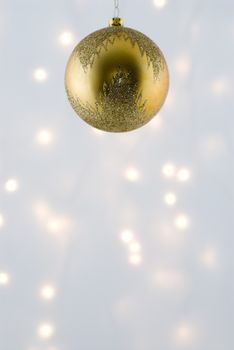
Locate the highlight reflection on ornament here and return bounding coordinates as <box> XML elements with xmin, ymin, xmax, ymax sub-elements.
<box><xmin>65</xmin><ymin>18</ymin><xmax>169</xmax><ymax>132</ymax></box>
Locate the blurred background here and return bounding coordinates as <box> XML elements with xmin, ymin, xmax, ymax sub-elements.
<box><xmin>0</xmin><ymin>0</ymin><xmax>234</xmax><ymax>349</ymax></box>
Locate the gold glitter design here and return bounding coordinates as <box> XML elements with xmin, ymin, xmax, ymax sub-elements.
<box><xmin>74</xmin><ymin>26</ymin><xmax>165</xmax><ymax>80</ymax></box>
<box><xmin>66</xmin><ymin>68</ymin><xmax>148</xmax><ymax>132</ymax></box>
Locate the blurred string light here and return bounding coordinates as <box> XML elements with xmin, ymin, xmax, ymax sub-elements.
<box><xmin>164</xmin><ymin>192</ymin><xmax>177</xmax><ymax>206</ymax></box>
<box><xmin>174</xmin><ymin>53</ymin><xmax>191</xmax><ymax>76</ymax></box>
<box><xmin>0</xmin><ymin>272</ymin><xmax>10</xmax><ymax>286</ymax></box>
<box><xmin>124</xmin><ymin>167</ymin><xmax>141</xmax><ymax>182</ymax></box>
<box><xmin>162</xmin><ymin>162</ymin><xmax>176</xmax><ymax>178</ymax></box>
<box><xmin>40</xmin><ymin>285</ymin><xmax>56</xmax><ymax>301</ymax></box>
<box><xmin>174</xmin><ymin>214</ymin><xmax>190</xmax><ymax>230</ymax></box>
<box><xmin>153</xmin><ymin>0</ymin><xmax>167</xmax><ymax>9</ymax></box>
<box><xmin>5</xmin><ymin>178</ymin><xmax>19</xmax><ymax>193</ymax></box>
<box><xmin>38</xmin><ymin>323</ymin><xmax>55</xmax><ymax>339</ymax></box>
<box><xmin>119</xmin><ymin>229</ymin><xmax>143</xmax><ymax>266</ymax></box>
<box><xmin>59</xmin><ymin>30</ymin><xmax>75</xmax><ymax>46</ymax></box>
<box><xmin>211</xmin><ymin>77</ymin><xmax>230</xmax><ymax>96</ymax></box>
<box><xmin>36</xmin><ymin>129</ymin><xmax>54</xmax><ymax>146</ymax></box>
<box><xmin>0</xmin><ymin>214</ymin><xmax>5</xmax><ymax>227</ymax></box>
<box><xmin>177</xmin><ymin>167</ymin><xmax>191</xmax><ymax>182</ymax></box>
<box><xmin>120</xmin><ymin>229</ymin><xmax>134</xmax><ymax>244</ymax></box>
<box><xmin>152</xmin><ymin>269</ymin><xmax>185</xmax><ymax>290</ymax></box>
<box><xmin>128</xmin><ymin>253</ymin><xmax>142</xmax><ymax>265</ymax></box>
<box><xmin>173</xmin><ymin>322</ymin><xmax>196</xmax><ymax>346</ymax></box>
<box><xmin>200</xmin><ymin>248</ymin><xmax>217</xmax><ymax>269</ymax></box>
<box><xmin>33</xmin><ymin>68</ymin><xmax>48</xmax><ymax>82</ymax></box>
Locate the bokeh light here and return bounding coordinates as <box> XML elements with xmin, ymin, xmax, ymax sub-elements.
<box><xmin>5</xmin><ymin>178</ymin><xmax>19</xmax><ymax>193</ymax></box>
<box><xmin>36</xmin><ymin>129</ymin><xmax>54</xmax><ymax>146</ymax></box>
<box><xmin>124</xmin><ymin>167</ymin><xmax>141</xmax><ymax>182</ymax></box>
<box><xmin>177</xmin><ymin>167</ymin><xmax>191</xmax><ymax>182</ymax></box>
<box><xmin>153</xmin><ymin>0</ymin><xmax>167</xmax><ymax>8</ymax></box>
<box><xmin>59</xmin><ymin>30</ymin><xmax>75</xmax><ymax>46</ymax></box>
<box><xmin>174</xmin><ymin>214</ymin><xmax>190</xmax><ymax>230</ymax></box>
<box><xmin>162</xmin><ymin>163</ymin><xmax>176</xmax><ymax>178</ymax></box>
<box><xmin>120</xmin><ymin>229</ymin><xmax>134</xmax><ymax>244</ymax></box>
<box><xmin>129</xmin><ymin>253</ymin><xmax>143</xmax><ymax>266</ymax></box>
<box><xmin>0</xmin><ymin>214</ymin><xmax>5</xmax><ymax>228</ymax></box>
<box><xmin>0</xmin><ymin>272</ymin><xmax>10</xmax><ymax>286</ymax></box>
<box><xmin>164</xmin><ymin>192</ymin><xmax>177</xmax><ymax>206</ymax></box>
<box><xmin>33</xmin><ymin>68</ymin><xmax>48</xmax><ymax>82</ymax></box>
<box><xmin>38</xmin><ymin>323</ymin><xmax>55</xmax><ymax>339</ymax></box>
<box><xmin>40</xmin><ymin>285</ymin><xmax>56</xmax><ymax>301</ymax></box>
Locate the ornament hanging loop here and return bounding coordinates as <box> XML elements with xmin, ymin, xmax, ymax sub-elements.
<box><xmin>113</xmin><ymin>0</ymin><xmax>120</xmax><ymax>18</ymax></box>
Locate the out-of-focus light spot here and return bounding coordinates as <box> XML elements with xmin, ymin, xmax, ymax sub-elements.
<box><xmin>164</xmin><ymin>192</ymin><xmax>177</xmax><ymax>206</ymax></box>
<box><xmin>34</xmin><ymin>201</ymin><xmax>50</xmax><ymax>220</ymax></box>
<box><xmin>153</xmin><ymin>0</ymin><xmax>167</xmax><ymax>8</ymax></box>
<box><xmin>47</xmin><ymin>216</ymin><xmax>70</xmax><ymax>234</ymax></box>
<box><xmin>174</xmin><ymin>54</ymin><xmax>191</xmax><ymax>76</ymax></box>
<box><xmin>120</xmin><ymin>229</ymin><xmax>134</xmax><ymax>244</ymax></box>
<box><xmin>59</xmin><ymin>30</ymin><xmax>75</xmax><ymax>46</ymax></box>
<box><xmin>40</xmin><ymin>285</ymin><xmax>56</xmax><ymax>300</ymax></box>
<box><xmin>152</xmin><ymin>269</ymin><xmax>185</xmax><ymax>289</ymax></box>
<box><xmin>129</xmin><ymin>253</ymin><xmax>142</xmax><ymax>266</ymax></box>
<box><xmin>36</xmin><ymin>129</ymin><xmax>54</xmax><ymax>145</ymax></box>
<box><xmin>5</xmin><ymin>178</ymin><xmax>19</xmax><ymax>193</ymax></box>
<box><xmin>125</xmin><ymin>167</ymin><xmax>141</xmax><ymax>182</ymax></box>
<box><xmin>174</xmin><ymin>322</ymin><xmax>195</xmax><ymax>345</ymax></box>
<box><xmin>0</xmin><ymin>214</ymin><xmax>5</xmax><ymax>228</ymax></box>
<box><xmin>129</xmin><ymin>241</ymin><xmax>141</xmax><ymax>253</ymax></box>
<box><xmin>38</xmin><ymin>323</ymin><xmax>55</xmax><ymax>339</ymax></box>
<box><xmin>174</xmin><ymin>214</ymin><xmax>190</xmax><ymax>230</ymax></box>
<box><xmin>177</xmin><ymin>168</ymin><xmax>191</xmax><ymax>182</ymax></box>
<box><xmin>0</xmin><ymin>272</ymin><xmax>10</xmax><ymax>286</ymax></box>
<box><xmin>200</xmin><ymin>248</ymin><xmax>217</xmax><ymax>269</ymax></box>
<box><xmin>33</xmin><ymin>68</ymin><xmax>48</xmax><ymax>82</ymax></box>
<box><xmin>162</xmin><ymin>163</ymin><xmax>176</xmax><ymax>178</ymax></box>
<box><xmin>211</xmin><ymin>77</ymin><xmax>230</xmax><ymax>96</ymax></box>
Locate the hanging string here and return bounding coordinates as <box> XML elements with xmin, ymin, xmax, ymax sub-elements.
<box><xmin>113</xmin><ymin>0</ymin><xmax>120</xmax><ymax>17</ymax></box>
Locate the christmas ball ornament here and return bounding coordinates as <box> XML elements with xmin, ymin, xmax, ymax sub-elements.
<box><xmin>65</xmin><ymin>17</ymin><xmax>169</xmax><ymax>132</ymax></box>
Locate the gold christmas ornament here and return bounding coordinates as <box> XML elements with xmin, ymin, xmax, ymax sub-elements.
<box><xmin>65</xmin><ymin>8</ymin><xmax>169</xmax><ymax>132</ymax></box>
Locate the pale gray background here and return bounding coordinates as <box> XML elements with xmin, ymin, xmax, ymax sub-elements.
<box><xmin>0</xmin><ymin>0</ymin><xmax>234</xmax><ymax>350</ymax></box>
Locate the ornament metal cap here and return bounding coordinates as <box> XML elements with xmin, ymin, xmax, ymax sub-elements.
<box><xmin>109</xmin><ymin>17</ymin><xmax>124</xmax><ymax>27</ymax></box>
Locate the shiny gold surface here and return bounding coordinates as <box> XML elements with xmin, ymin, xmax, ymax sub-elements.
<box><xmin>109</xmin><ymin>17</ymin><xmax>124</xmax><ymax>27</ymax></box>
<box><xmin>65</xmin><ymin>23</ymin><xmax>169</xmax><ymax>132</ymax></box>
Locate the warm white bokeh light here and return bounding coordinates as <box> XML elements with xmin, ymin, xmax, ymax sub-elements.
<box><xmin>152</xmin><ymin>269</ymin><xmax>185</xmax><ymax>290</ymax></box>
<box><xmin>33</xmin><ymin>68</ymin><xmax>48</xmax><ymax>82</ymax></box>
<box><xmin>174</xmin><ymin>214</ymin><xmax>190</xmax><ymax>230</ymax></box>
<box><xmin>211</xmin><ymin>77</ymin><xmax>230</xmax><ymax>96</ymax></box>
<box><xmin>36</xmin><ymin>129</ymin><xmax>54</xmax><ymax>145</ymax></box>
<box><xmin>200</xmin><ymin>248</ymin><xmax>217</xmax><ymax>269</ymax></box>
<box><xmin>164</xmin><ymin>192</ymin><xmax>177</xmax><ymax>206</ymax></box>
<box><xmin>46</xmin><ymin>215</ymin><xmax>72</xmax><ymax>234</ymax></box>
<box><xmin>125</xmin><ymin>167</ymin><xmax>141</xmax><ymax>182</ymax></box>
<box><xmin>177</xmin><ymin>167</ymin><xmax>191</xmax><ymax>182</ymax></box>
<box><xmin>59</xmin><ymin>30</ymin><xmax>75</xmax><ymax>46</ymax></box>
<box><xmin>38</xmin><ymin>323</ymin><xmax>55</xmax><ymax>339</ymax></box>
<box><xmin>129</xmin><ymin>253</ymin><xmax>143</xmax><ymax>266</ymax></box>
<box><xmin>173</xmin><ymin>322</ymin><xmax>196</xmax><ymax>346</ymax></box>
<box><xmin>153</xmin><ymin>0</ymin><xmax>167</xmax><ymax>8</ymax></box>
<box><xmin>162</xmin><ymin>163</ymin><xmax>176</xmax><ymax>178</ymax></box>
<box><xmin>120</xmin><ymin>229</ymin><xmax>134</xmax><ymax>244</ymax></box>
<box><xmin>40</xmin><ymin>285</ymin><xmax>56</xmax><ymax>300</ymax></box>
<box><xmin>0</xmin><ymin>272</ymin><xmax>10</xmax><ymax>286</ymax></box>
<box><xmin>0</xmin><ymin>214</ymin><xmax>5</xmax><ymax>228</ymax></box>
<box><xmin>174</xmin><ymin>53</ymin><xmax>191</xmax><ymax>76</ymax></box>
<box><xmin>5</xmin><ymin>178</ymin><xmax>19</xmax><ymax>193</ymax></box>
